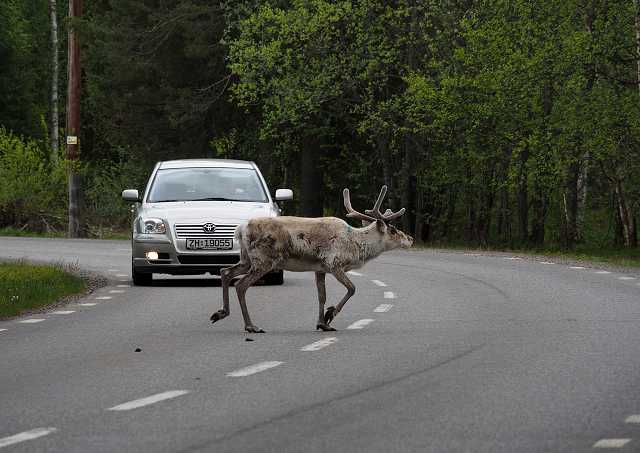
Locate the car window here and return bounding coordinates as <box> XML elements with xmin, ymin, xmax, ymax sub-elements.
<box><xmin>147</xmin><ymin>168</ymin><xmax>268</xmax><ymax>203</ymax></box>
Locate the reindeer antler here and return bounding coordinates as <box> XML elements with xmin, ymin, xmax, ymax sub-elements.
<box><xmin>343</xmin><ymin>188</ymin><xmax>377</xmax><ymax>223</ymax></box>
<box><xmin>343</xmin><ymin>185</ymin><xmax>406</xmax><ymax>223</ymax></box>
<box><xmin>364</xmin><ymin>185</ymin><xmax>406</xmax><ymax>221</ymax></box>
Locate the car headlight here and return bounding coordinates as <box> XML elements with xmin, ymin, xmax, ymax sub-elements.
<box><xmin>142</xmin><ymin>218</ymin><xmax>166</xmax><ymax>234</ymax></box>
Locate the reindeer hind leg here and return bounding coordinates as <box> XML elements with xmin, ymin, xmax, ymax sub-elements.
<box><xmin>234</xmin><ymin>264</ymin><xmax>271</xmax><ymax>333</ymax></box>
<box><xmin>211</xmin><ymin>261</ymin><xmax>250</xmax><ymax>324</ymax></box>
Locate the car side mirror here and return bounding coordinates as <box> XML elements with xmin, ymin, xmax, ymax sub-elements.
<box><xmin>275</xmin><ymin>189</ymin><xmax>293</xmax><ymax>201</ymax></box>
<box><xmin>122</xmin><ymin>189</ymin><xmax>140</xmax><ymax>202</ymax></box>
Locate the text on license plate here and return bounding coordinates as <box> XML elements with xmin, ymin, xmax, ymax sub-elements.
<box><xmin>186</xmin><ymin>239</ymin><xmax>233</xmax><ymax>250</ymax></box>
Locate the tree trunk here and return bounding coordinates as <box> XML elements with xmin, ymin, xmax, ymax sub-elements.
<box><xmin>299</xmin><ymin>137</ymin><xmax>324</xmax><ymax>217</ymax></box>
<box><xmin>635</xmin><ymin>0</ymin><xmax>640</xmax><ymax>98</ymax></box>
<box><xmin>66</xmin><ymin>0</ymin><xmax>82</xmax><ymax>237</ymax></box>
<box><xmin>50</xmin><ymin>0</ymin><xmax>59</xmax><ymax>162</ymax></box>
<box><xmin>563</xmin><ymin>160</ymin><xmax>580</xmax><ymax>249</ymax></box>
<box><xmin>615</xmin><ymin>177</ymin><xmax>637</xmax><ymax>247</ymax></box>
<box><xmin>517</xmin><ymin>147</ymin><xmax>529</xmax><ymax>245</ymax></box>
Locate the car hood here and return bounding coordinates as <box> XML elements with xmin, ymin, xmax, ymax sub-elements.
<box><xmin>142</xmin><ymin>201</ymin><xmax>276</xmax><ymax>224</ymax></box>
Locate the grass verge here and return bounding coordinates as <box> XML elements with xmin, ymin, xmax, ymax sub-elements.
<box><xmin>0</xmin><ymin>227</ymin><xmax>129</xmax><ymax>240</ymax></box>
<box><xmin>0</xmin><ymin>262</ymin><xmax>86</xmax><ymax>318</ymax></box>
<box><xmin>416</xmin><ymin>243</ymin><xmax>640</xmax><ymax>269</ymax></box>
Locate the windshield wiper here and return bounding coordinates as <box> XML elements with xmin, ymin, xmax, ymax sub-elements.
<box><xmin>190</xmin><ymin>197</ymin><xmax>238</xmax><ymax>202</ymax></box>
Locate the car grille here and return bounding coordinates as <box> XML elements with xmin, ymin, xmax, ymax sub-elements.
<box><xmin>177</xmin><ymin>255</ymin><xmax>240</xmax><ymax>265</ymax></box>
<box><xmin>174</xmin><ymin>223</ymin><xmax>237</xmax><ymax>239</ymax></box>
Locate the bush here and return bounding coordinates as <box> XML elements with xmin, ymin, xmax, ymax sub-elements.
<box><xmin>0</xmin><ymin>128</ymin><xmax>67</xmax><ymax>232</ymax></box>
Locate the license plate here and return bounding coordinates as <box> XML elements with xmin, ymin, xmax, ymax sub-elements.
<box><xmin>186</xmin><ymin>238</ymin><xmax>233</xmax><ymax>250</ymax></box>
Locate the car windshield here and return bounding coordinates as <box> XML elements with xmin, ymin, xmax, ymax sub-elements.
<box><xmin>147</xmin><ymin>167</ymin><xmax>268</xmax><ymax>203</ymax></box>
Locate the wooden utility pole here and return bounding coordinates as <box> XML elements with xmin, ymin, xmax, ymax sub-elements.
<box><xmin>49</xmin><ymin>0</ymin><xmax>59</xmax><ymax>162</ymax></box>
<box><xmin>66</xmin><ymin>0</ymin><xmax>82</xmax><ymax>237</ymax></box>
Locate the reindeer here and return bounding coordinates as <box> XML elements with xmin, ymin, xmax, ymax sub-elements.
<box><xmin>210</xmin><ymin>186</ymin><xmax>413</xmax><ymax>333</ymax></box>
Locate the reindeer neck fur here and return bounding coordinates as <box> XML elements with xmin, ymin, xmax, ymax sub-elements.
<box><xmin>348</xmin><ymin>222</ymin><xmax>387</xmax><ymax>264</ymax></box>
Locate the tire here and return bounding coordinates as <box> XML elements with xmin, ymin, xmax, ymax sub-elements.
<box><xmin>132</xmin><ymin>261</ymin><xmax>152</xmax><ymax>286</ymax></box>
<box><xmin>264</xmin><ymin>270</ymin><xmax>284</xmax><ymax>285</ymax></box>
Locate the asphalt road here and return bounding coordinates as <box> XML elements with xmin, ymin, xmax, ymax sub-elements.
<box><xmin>1</xmin><ymin>236</ymin><xmax>640</xmax><ymax>452</ymax></box>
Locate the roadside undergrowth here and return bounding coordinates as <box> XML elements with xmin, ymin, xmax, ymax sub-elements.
<box><xmin>415</xmin><ymin>243</ymin><xmax>640</xmax><ymax>269</ymax></box>
<box><xmin>0</xmin><ymin>261</ymin><xmax>86</xmax><ymax>318</ymax></box>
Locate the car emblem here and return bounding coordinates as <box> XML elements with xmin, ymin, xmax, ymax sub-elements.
<box><xmin>202</xmin><ymin>222</ymin><xmax>216</xmax><ymax>233</ymax></box>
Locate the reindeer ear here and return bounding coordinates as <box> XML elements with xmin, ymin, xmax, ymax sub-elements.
<box><xmin>375</xmin><ymin>219</ymin><xmax>387</xmax><ymax>233</ymax></box>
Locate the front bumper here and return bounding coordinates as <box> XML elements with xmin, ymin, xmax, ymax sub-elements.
<box><xmin>132</xmin><ymin>235</ymin><xmax>240</xmax><ymax>275</ymax></box>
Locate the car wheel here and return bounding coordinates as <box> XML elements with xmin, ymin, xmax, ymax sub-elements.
<box><xmin>264</xmin><ymin>270</ymin><xmax>284</xmax><ymax>285</ymax></box>
<box><xmin>132</xmin><ymin>261</ymin><xmax>152</xmax><ymax>286</ymax></box>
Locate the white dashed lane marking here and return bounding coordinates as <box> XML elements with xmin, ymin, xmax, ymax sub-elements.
<box><xmin>18</xmin><ymin>319</ymin><xmax>45</xmax><ymax>324</ymax></box>
<box><xmin>107</xmin><ymin>269</ymin><xmax>119</xmax><ymax>272</ymax></box>
<box><xmin>618</xmin><ymin>276</ymin><xmax>636</xmax><ymax>281</ymax></box>
<box><xmin>570</xmin><ymin>266</ymin><xmax>586</xmax><ymax>270</ymax></box>
<box><xmin>78</xmin><ymin>303</ymin><xmax>98</xmax><ymax>307</ymax></box>
<box><xmin>347</xmin><ymin>271</ymin><xmax>363</xmax><ymax>276</ymax></box>
<box><xmin>347</xmin><ymin>319</ymin><xmax>374</xmax><ymax>330</ymax></box>
<box><xmin>0</xmin><ymin>329</ymin><xmax>7</xmax><ymax>333</ymax></box>
<box><xmin>51</xmin><ymin>310</ymin><xmax>75</xmax><ymax>315</ymax></box>
<box><xmin>227</xmin><ymin>361</ymin><xmax>284</xmax><ymax>377</ymax></box>
<box><xmin>539</xmin><ymin>261</ymin><xmax>555</xmax><ymax>265</ymax></box>
<box><xmin>109</xmin><ymin>290</ymin><xmax>125</xmax><ymax>294</ymax></box>
<box><xmin>301</xmin><ymin>338</ymin><xmax>338</xmax><ymax>352</ymax></box>
<box><xmin>371</xmin><ymin>280</ymin><xmax>387</xmax><ymax>287</ymax></box>
<box><xmin>593</xmin><ymin>438</ymin><xmax>631</xmax><ymax>448</ymax></box>
<box><xmin>595</xmin><ymin>271</ymin><xmax>612</xmax><ymax>274</ymax></box>
<box><xmin>107</xmin><ymin>390</ymin><xmax>190</xmax><ymax>411</ymax></box>
<box><xmin>116</xmin><ymin>284</ymin><xmax>131</xmax><ymax>288</ymax></box>
<box><xmin>115</xmin><ymin>274</ymin><xmax>128</xmax><ymax>278</ymax></box>
<box><xmin>383</xmin><ymin>291</ymin><xmax>396</xmax><ymax>299</ymax></box>
<box><xmin>625</xmin><ymin>415</ymin><xmax>640</xmax><ymax>423</ymax></box>
<box><xmin>505</xmin><ymin>257</ymin><xmax>522</xmax><ymax>260</ymax></box>
<box><xmin>0</xmin><ymin>427</ymin><xmax>57</xmax><ymax>449</ymax></box>
<box><xmin>95</xmin><ymin>296</ymin><xmax>112</xmax><ymax>300</ymax></box>
<box><xmin>374</xmin><ymin>304</ymin><xmax>393</xmax><ymax>313</ymax></box>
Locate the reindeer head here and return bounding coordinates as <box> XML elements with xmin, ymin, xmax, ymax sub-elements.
<box><xmin>343</xmin><ymin>185</ymin><xmax>414</xmax><ymax>250</ymax></box>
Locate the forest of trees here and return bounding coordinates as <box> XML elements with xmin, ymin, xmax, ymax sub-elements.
<box><xmin>1</xmin><ymin>0</ymin><xmax>639</xmax><ymax>250</ymax></box>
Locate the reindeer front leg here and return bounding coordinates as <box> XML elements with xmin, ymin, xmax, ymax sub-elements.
<box><xmin>324</xmin><ymin>269</ymin><xmax>355</xmax><ymax>325</ymax></box>
<box><xmin>315</xmin><ymin>272</ymin><xmax>335</xmax><ymax>331</ymax></box>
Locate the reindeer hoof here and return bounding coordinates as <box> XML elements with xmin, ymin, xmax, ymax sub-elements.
<box><xmin>324</xmin><ymin>306</ymin><xmax>337</xmax><ymax>325</ymax></box>
<box><xmin>245</xmin><ymin>325</ymin><xmax>265</xmax><ymax>334</ymax></box>
<box><xmin>210</xmin><ymin>309</ymin><xmax>228</xmax><ymax>324</ymax></box>
<box><xmin>316</xmin><ymin>323</ymin><xmax>337</xmax><ymax>332</ymax></box>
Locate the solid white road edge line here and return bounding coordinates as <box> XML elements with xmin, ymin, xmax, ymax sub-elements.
<box><xmin>0</xmin><ymin>427</ymin><xmax>58</xmax><ymax>449</ymax></box>
<box><xmin>116</xmin><ymin>284</ymin><xmax>131</xmax><ymax>288</ymax></box>
<box><xmin>505</xmin><ymin>257</ymin><xmax>522</xmax><ymax>260</ymax></box>
<box><xmin>347</xmin><ymin>319</ymin><xmax>374</xmax><ymax>330</ymax></box>
<box><xmin>539</xmin><ymin>261</ymin><xmax>555</xmax><ymax>265</ymax></box>
<box><xmin>0</xmin><ymin>329</ymin><xmax>7</xmax><ymax>333</ymax></box>
<box><xmin>371</xmin><ymin>280</ymin><xmax>387</xmax><ymax>287</ymax></box>
<box><xmin>107</xmin><ymin>269</ymin><xmax>119</xmax><ymax>272</ymax></box>
<box><xmin>347</xmin><ymin>271</ymin><xmax>363</xmax><ymax>276</ymax></box>
<box><xmin>107</xmin><ymin>390</ymin><xmax>190</xmax><ymax>411</ymax></box>
<box><xmin>618</xmin><ymin>276</ymin><xmax>636</xmax><ymax>280</ymax></box>
<box><xmin>625</xmin><ymin>415</ymin><xmax>640</xmax><ymax>423</ymax></box>
<box><xmin>374</xmin><ymin>304</ymin><xmax>393</xmax><ymax>313</ymax></box>
<box><xmin>51</xmin><ymin>310</ymin><xmax>75</xmax><ymax>315</ymax></box>
<box><xmin>301</xmin><ymin>338</ymin><xmax>338</xmax><ymax>352</ymax></box>
<box><xmin>383</xmin><ymin>291</ymin><xmax>396</xmax><ymax>299</ymax></box>
<box><xmin>570</xmin><ymin>266</ymin><xmax>586</xmax><ymax>269</ymax></box>
<box><xmin>227</xmin><ymin>361</ymin><xmax>284</xmax><ymax>377</ymax></box>
<box><xmin>115</xmin><ymin>274</ymin><xmax>128</xmax><ymax>278</ymax></box>
<box><xmin>593</xmin><ymin>438</ymin><xmax>631</xmax><ymax>448</ymax></box>
<box><xmin>109</xmin><ymin>290</ymin><xmax>125</xmax><ymax>293</ymax></box>
<box><xmin>595</xmin><ymin>270</ymin><xmax>611</xmax><ymax>274</ymax></box>
<box><xmin>18</xmin><ymin>319</ymin><xmax>45</xmax><ymax>324</ymax></box>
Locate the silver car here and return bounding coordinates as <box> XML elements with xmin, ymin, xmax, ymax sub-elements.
<box><xmin>122</xmin><ymin>159</ymin><xmax>293</xmax><ymax>286</ymax></box>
